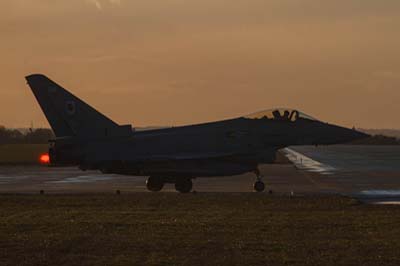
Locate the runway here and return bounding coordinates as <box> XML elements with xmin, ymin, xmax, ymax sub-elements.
<box><xmin>1</xmin><ymin>146</ymin><xmax>400</xmax><ymax>204</ymax></box>
<box><xmin>0</xmin><ymin>163</ymin><xmax>305</xmax><ymax>193</ymax></box>
<box><xmin>0</xmin><ymin>161</ymin><xmax>400</xmax><ymax>203</ymax></box>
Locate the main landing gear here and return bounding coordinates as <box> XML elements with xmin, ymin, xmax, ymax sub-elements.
<box><xmin>146</xmin><ymin>176</ymin><xmax>193</xmax><ymax>193</ymax></box>
<box><xmin>146</xmin><ymin>172</ymin><xmax>265</xmax><ymax>193</ymax></box>
<box><xmin>175</xmin><ymin>178</ymin><xmax>193</xmax><ymax>193</ymax></box>
<box><xmin>146</xmin><ymin>176</ymin><xmax>164</xmax><ymax>192</ymax></box>
<box><xmin>253</xmin><ymin>169</ymin><xmax>265</xmax><ymax>192</ymax></box>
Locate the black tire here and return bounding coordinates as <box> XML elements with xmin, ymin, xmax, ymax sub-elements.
<box><xmin>175</xmin><ymin>179</ymin><xmax>193</xmax><ymax>193</ymax></box>
<box><xmin>254</xmin><ymin>181</ymin><xmax>265</xmax><ymax>192</ymax></box>
<box><xmin>146</xmin><ymin>176</ymin><xmax>164</xmax><ymax>192</ymax></box>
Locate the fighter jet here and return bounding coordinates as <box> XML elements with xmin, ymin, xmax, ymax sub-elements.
<box><xmin>26</xmin><ymin>74</ymin><xmax>369</xmax><ymax>193</ymax></box>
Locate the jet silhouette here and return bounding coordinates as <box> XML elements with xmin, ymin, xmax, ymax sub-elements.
<box><xmin>26</xmin><ymin>74</ymin><xmax>369</xmax><ymax>193</ymax></box>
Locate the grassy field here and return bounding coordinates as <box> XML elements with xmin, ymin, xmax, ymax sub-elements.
<box><xmin>0</xmin><ymin>144</ymin><xmax>48</xmax><ymax>164</ymax></box>
<box><xmin>0</xmin><ymin>194</ymin><xmax>400</xmax><ymax>266</ymax></box>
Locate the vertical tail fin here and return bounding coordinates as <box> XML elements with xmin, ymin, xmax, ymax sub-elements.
<box><xmin>26</xmin><ymin>74</ymin><xmax>132</xmax><ymax>138</ymax></box>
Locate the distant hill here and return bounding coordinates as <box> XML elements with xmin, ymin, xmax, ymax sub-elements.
<box><xmin>350</xmin><ymin>134</ymin><xmax>400</xmax><ymax>145</ymax></box>
<box><xmin>359</xmin><ymin>129</ymin><xmax>400</xmax><ymax>139</ymax></box>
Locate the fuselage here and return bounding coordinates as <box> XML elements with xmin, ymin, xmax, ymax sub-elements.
<box><xmin>50</xmin><ymin>114</ymin><xmax>368</xmax><ymax>178</ymax></box>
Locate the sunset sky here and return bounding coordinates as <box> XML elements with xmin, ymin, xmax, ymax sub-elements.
<box><xmin>1</xmin><ymin>0</ymin><xmax>399</xmax><ymax>129</ymax></box>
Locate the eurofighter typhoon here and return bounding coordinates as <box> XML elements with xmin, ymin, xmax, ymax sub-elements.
<box><xmin>26</xmin><ymin>74</ymin><xmax>369</xmax><ymax>193</ymax></box>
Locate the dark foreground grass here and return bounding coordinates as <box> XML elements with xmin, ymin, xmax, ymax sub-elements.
<box><xmin>0</xmin><ymin>193</ymin><xmax>399</xmax><ymax>266</ymax></box>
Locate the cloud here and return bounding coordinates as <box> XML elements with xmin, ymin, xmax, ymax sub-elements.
<box><xmin>86</xmin><ymin>0</ymin><xmax>121</xmax><ymax>10</ymax></box>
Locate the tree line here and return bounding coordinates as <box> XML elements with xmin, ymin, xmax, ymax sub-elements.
<box><xmin>0</xmin><ymin>126</ymin><xmax>54</xmax><ymax>144</ymax></box>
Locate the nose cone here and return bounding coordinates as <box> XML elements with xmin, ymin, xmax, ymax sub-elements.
<box><xmin>319</xmin><ymin>124</ymin><xmax>370</xmax><ymax>144</ymax></box>
<box><xmin>346</xmin><ymin>129</ymin><xmax>370</xmax><ymax>143</ymax></box>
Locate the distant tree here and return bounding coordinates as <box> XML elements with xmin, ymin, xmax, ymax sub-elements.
<box><xmin>24</xmin><ymin>128</ymin><xmax>55</xmax><ymax>144</ymax></box>
<box><xmin>0</xmin><ymin>126</ymin><xmax>54</xmax><ymax>144</ymax></box>
<box><xmin>8</xmin><ymin>129</ymin><xmax>24</xmax><ymax>143</ymax></box>
<box><xmin>0</xmin><ymin>126</ymin><xmax>9</xmax><ymax>144</ymax></box>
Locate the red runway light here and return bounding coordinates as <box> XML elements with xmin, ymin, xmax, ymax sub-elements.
<box><xmin>39</xmin><ymin>153</ymin><xmax>50</xmax><ymax>164</ymax></box>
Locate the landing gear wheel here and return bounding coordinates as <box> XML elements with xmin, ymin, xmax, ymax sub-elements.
<box><xmin>254</xmin><ymin>180</ymin><xmax>265</xmax><ymax>192</ymax></box>
<box><xmin>175</xmin><ymin>179</ymin><xmax>193</xmax><ymax>193</ymax></box>
<box><xmin>146</xmin><ymin>176</ymin><xmax>164</xmax><ymax>192</ymax></box>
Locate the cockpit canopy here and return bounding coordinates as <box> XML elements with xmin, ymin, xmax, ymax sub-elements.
<box><xmin>244</xmin><ymin>108</ymin><xmax>319</xmax><ymax>122</ymax></box>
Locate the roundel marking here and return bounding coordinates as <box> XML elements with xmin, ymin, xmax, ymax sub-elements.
<box><xmin>65</xmin><ymin>101</ymin><xmax>76</xmax><ymax>115</ymax></box>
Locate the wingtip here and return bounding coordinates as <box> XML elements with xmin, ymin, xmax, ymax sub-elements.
<box><xmin>25</xmin><ymin>73</ymin><xmax>47</xmax><ymax>81</ymax></box>
<box><xmin>25</xmin><ymin>74</ymin><xmax>52</xmax><ymax>86</ymax></box>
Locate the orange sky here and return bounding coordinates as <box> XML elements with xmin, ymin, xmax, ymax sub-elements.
<box><xmin>1</xmin><ymin>0</ymin><xmax>399</xmax><ymax>129</ymax></box>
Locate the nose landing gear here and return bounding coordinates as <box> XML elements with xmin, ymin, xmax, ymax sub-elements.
<box><xmin>253</xmin><ymin>169</ymin><xmax>265</xmax><ymax>192</ymax></box>
<box><xmin>254</xmin><ymin>180</ymin><xmax>265</xmax><ymax>192</ymax></box>
<box><xmin>146</xmin><ymin>176</ymin><xmax>164</xmax><ymax>192</ymax></box>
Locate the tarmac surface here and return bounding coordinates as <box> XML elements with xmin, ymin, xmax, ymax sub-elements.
<box><xmin>0</xmin><ymin>163</ymin><xmax>304</xmax><ymax>193</ymax></box>
<box><xmin>0</xmin><ymin>162</ymin><xmax>400</xmax><ymax>204</ymax></box>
